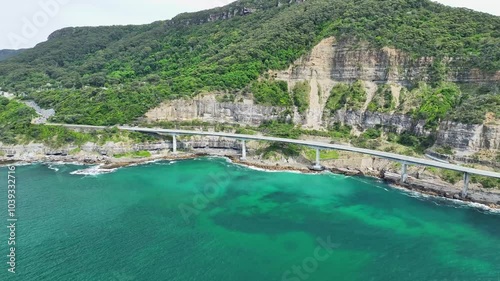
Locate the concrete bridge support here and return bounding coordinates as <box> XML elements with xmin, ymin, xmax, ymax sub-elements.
<box><xmin>312</xmin><ymin>148</ymin><xmax>322</xmax><ymax>171</ymax></box>
<box><xmin>462</xmin><ymin>173</ymin><xmax>470</xmax><ymax>197</ymax></box>
<box><xmin>172</xmin><ymin>134</ymin><xmax>177</xmax><ymax>154</ymax></box>
<box><xmin>241</xmin><ymin>140</ymin><xmax>247</xmax><ymax>161</ymax></box>
<box><xmin>401</xmin><ymin>163</ymin><xmax>408</xmax><ymax>184</ymax></box>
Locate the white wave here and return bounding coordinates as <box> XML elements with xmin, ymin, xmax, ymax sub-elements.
<box><xmin>232</xmin><ymin>162</ymin><xmax>310</xmax><ymax>175</ymax></box>
<box><xmin>0</xmin><ymin>161</ymin><xmax>34</xmax><ymax>167</ymax></box>
<box><xmin>390</xmin><ymin>184</ymin><xmax>500</xmax><ymax>214</ymax></box>
<box><xmin>154</xmin><ymin>160</ymin><xmax>177</xmax><ymax>166</ymax></box>
<box><xmin>47</xmin><ymin>164</ymin><xmax>59</xmax><ymax>172</ymax></box>
<box><xmin>126</xmin><ymin>159</ymin><xmax>166</xmax><ymax>167</ymax></box>
<box><xmin>70</xmin><ymin>165</ymin><xmax>117</xmax><ymax>176</ymax></box>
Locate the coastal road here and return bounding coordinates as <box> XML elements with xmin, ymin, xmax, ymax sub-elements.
<box><xmin>48</xmin><ymin>123</ymin><xmax>500</xmax><ymax>180</ymax></box>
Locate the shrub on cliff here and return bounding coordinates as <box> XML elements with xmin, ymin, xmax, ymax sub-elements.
<box><xmin>292</xmin><ymin>81</ymin><xmax>311</xmax><ymax>114</ymax></box>
<box><xmin>325</xmin><ymin>81</ymin><xmax>366</xmax><ymax>113</ymax></box>
<box><xmin>251</xmin><ymin>80</ymin><xmax>291</xmax><ymax>106</ymax></box>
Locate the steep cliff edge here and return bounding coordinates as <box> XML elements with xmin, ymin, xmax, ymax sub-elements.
<box><xmin>276</xmin><ymin>37</ymin><xmax>499</xmax><ymax>85</ymax></box>
<box><xmin>146</xmin><ymin>37</ymin><xmax>499</xmax><ymax>155</ymax></box>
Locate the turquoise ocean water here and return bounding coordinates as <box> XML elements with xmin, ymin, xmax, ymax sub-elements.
<box><xmin>1</xmin><ymin>157</ymin><xmax>499</xmax><ymax>281</ymax></box>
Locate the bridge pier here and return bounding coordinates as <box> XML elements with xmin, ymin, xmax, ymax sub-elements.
<box><xmin>462</xmin><ymin>172</ymin><xmax>470</xmax><ymax>197</ymax></box>
<box><xmin>172</xmin><ymin>134</ymin><xmax>177</xmax><ymax>154</ymax></box>
<box><xmin>312</xmin><ymin>148</ymin><xmax>322</xmax><ymax>171</ymax></box>
<box><xmin>241</xmin><ymin>140</ymin><xmax>247</xmax><ymax>161</ymax></box>
<box><xmin>401</xmin><ymin>163</ymin><xmax>408</xmax><ymax>184</ymax></box>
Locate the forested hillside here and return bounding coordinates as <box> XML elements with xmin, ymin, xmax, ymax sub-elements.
<box><xmin>0</xmin><ymin>0</ymin><xmax>498</xmax><ymax>125</ymax></box>
<box><xmin>0</xmin><ymin>49</ymin><xmax>24</xmax><ymax>61</ymax></box>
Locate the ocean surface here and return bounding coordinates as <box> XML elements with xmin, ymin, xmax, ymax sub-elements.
<box><xmin>1</xmin><ymin>157</ymin><xmax>500</xmax><ymax>281</ymax></box>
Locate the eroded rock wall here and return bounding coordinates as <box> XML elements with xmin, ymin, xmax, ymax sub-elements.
<box><xmin>146</xmin><ymin>95</ymin><xmax>288</xmax><ymax>126</ymax></box>
<box><xmin>330</xmin><ymin>110</ymin><xmax>427</xmax><ymax>135</ymax></box>
<box><xmin>144</xmin><ymin>37</ymin><xmax>499</xmax><ymax>154</ymax></box>
<box><xmin>436</xmin><ymin>122</ymin><xmax>500</xmax><ymax>153</ymax></box>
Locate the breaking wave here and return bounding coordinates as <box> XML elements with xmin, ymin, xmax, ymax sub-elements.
<box><xmin>70</xmin><ymin>165</ymin><xmax>117</xmax><ymax>176</ymax></box>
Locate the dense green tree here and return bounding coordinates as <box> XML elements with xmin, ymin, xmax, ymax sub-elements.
<box><xmin>325</xmin><ymin>81</ymin><xmax>367</xmax><ymax>113</ymax></box>
<box><xmin>251</xmin><ymin>80</ymin><xmax>291</xmax><ymax>106</ymax></box>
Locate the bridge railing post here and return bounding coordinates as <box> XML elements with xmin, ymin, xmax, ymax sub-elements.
<box><xmin>241</xmin><ymin>140</ymin><xmax>247</xmax><ymax>161</ymax></box>
<box><xmin>462</xmin><ymin>172</ymin><xmax>470</xmax><ymax>197</ymax></box>
<box><xmin>401</xmin><ymin>163</ymin><xmax>408</xmax><ymax>184</ymax></box>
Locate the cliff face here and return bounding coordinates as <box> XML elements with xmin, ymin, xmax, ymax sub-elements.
<box><xmin>274</xmin><ymin>37</ymin><xmax>499</xmax><ymax>152</ymax></box>
<box><xmin>145</xmin><ymin>94</ymin><xmax>288</xmax><ymax>126</ymax></box>
<box><xmin>276</xmin><ymin>38</ymin><xmax>499</xmax><ymax>85</ymax></box>
<box><xmin>145</xmin><ymin>37</ymin><xmax>499</xmax><ymax>154</ymax></box>
<box><xmin>0</xmin><ymin>138</ymin><xmax>241</xmax><ymax>158</ymax></box>
<box><xmin>330</xmin><ymin>110</ymin><xmax>427</xmax><ymax>136</ymax></box>
<box><xmin>436</xmin><ymin>122</ymin><xmax>500</xmax><ymax>153</ymax></box>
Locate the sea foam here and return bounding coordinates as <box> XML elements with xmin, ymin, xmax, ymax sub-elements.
<box><xmin>70</xmin><ymin>165</ymin><xmax>117</xmax><ymax>176</ymax></box>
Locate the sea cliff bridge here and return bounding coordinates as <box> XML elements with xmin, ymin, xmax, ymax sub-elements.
<box><xmin>50</xmin><ymin>123</ymin><xmax>500</xmax><ymax>197</ymax></box>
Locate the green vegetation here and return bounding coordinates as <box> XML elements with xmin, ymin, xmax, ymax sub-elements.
<box><xmin>258</xmin><ymin>143</ymin><xmax>302</xmax><ymax>160</ymax></box>
<box><xmin>471</xmin><ymin>176</ymin><xmax>500</xmax><ymax>189</ymax></box>
<box><xmin>0</xmin><ymin>97</ymin><xmax>36</xmax><ymax>144</ymax></box>
<box><xmin>440</xmin><ymin>170</ymin><xmax>463</xmax><ymax>185</ymax></box>
<box><xmin>0</xmin><ymin>97</ymin><xmax>162</xmax><ymax>147</ymax></box>
<box><xmin>395</xmin><ymin>132</ymin><xmax>436</xmax><ymax>154</ymax></box>
<box><xmin>435</xmin><ymin>146</ymin><xmax>454</xmax><ymax>155</ymax></box>
<box><xmin>437</xmin><ymin>169</ymin><xmax>500</xmax><ymax>189</ymax></box>
<box><xmin>304</xmin><ymin>148</ymin><xmax>339</xmax><ymax>161</ymax></box>
<box><xmin>0</xmin><ymin>0</ymin><xmax>496</xmax><ymax>127</ymax></box>
<box><xmin>328</xmin><ymin>123</ymin><xmax>352</xmax><ymax>139</ymax></box>
<box><xmin>362</xmin><ymin>128</ymin><xmax>382</xmax><ymax>139</ymax></box>
<box><xmin>413</xmin><ymin>83</ymin><xmax>461</xmax><ymax>129</ymax></box>
<box><xmin>292</xmin><ymin>81</ymin><xmax>310</xmax><ymax>114</ymax></box>
<box><xmin>351</xmin><ymin>137</ymin><xmax>381</xmax><ymax>150</ymax></box>
<box><xmin>367</xmin><ymin>84</ymin><xmax>395</xmax><ymax>113</ymax></box>
<box><xmin>216</xmin><ymin>94</ymin><xmax>236</xmax><ymax>103</ymax></box>
<box><xmin>114</xmin><ymin>150</ymin><xmax>152</xmax><ymax>158</ymax></box>
<box><xmin>30</xmin><ymin>86</ymin><xmax>170</xmax><ymax>125</ymax></box>
<box><xmin>258</xmin><ymin>120</ymin><xmax>301</xmax><ymax>139</ymax></box>
<box><xmin>0</xmin><ymin>49</ymin><xmax>23</xmax><ymax>62</ymax></box>
<box><xmin>396</xmin><ymin>82</ymin><xmax>462</xmax><ymax>129</ymax></box>
<box><xmin>449</xmin><ymin>84</ymin><xmax>500</xmax><ymax>124</ymax></box>
<box><xmin>256</xmin><ymin>121</ymin><xmax>302</xmax><ymax>159</ymax></box>
<box><xmin>325</xmin><ymin>81</ymin><xmax>366</xmax><ymax>113</ymax></box>
<box><xmin>234</xmin><ymin>127</ymin><xmax>257</xmax><ymax>135</ymax></box>
<box><xmin>251</xmin><ymin>80</ymin><xmax>291</xmax><ymax>106</ymax></box>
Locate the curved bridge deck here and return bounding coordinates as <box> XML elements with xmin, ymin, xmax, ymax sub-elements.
<box><xmin>51</xmin><ymin>124</ymin><xmax>500</xmax><ymax>196</ymax></box>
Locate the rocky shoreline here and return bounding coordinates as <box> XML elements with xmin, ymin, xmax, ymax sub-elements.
<box><xmin>1</xmin><ymin>150</ymin><xmax>499</xmax><ymax>211</ymax></box>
